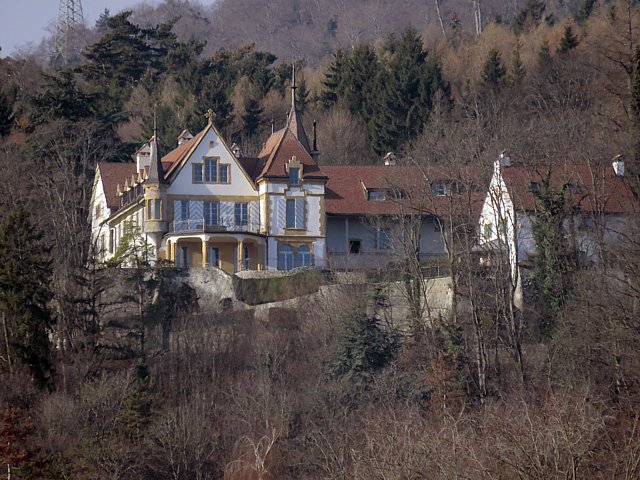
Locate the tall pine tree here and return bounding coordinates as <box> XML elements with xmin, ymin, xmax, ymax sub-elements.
<box><xmin>370</xmin><ymin>29</ymin><xmax>450</xmax><ymax>155</ymax></box>
<box><xmin>481</xmin><ymin>48</ymin><xmax>507</xmax><ymax>89</ymax></box>
<box><xmin>0</xmin><ymin>89</ymin><xmax>14</xmax><ymax>137</ymax></box>
<box><xmin>242</xmin><ymin>97</ymin><xmax>263</xmax><ymax>137</ymax></box>
<box><xmin>320</xmin><ymin>47</ymin><xmax>348</xmax><ymax>109</ymax></box>
<box><xmin>0</xmin><ymin>206</ymin><xmax>54</xmax><ymax>389</ymax></box>
<box><xmin>558</xmin><ymin>25</ymin><xmax>579</xmax><ymax>53</ymax></box>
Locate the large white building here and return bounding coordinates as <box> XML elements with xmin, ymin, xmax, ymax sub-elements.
<box><xmin>89</xmin><ymin>78</ymin><xmax>484</xmax><ymax>274</ymax></box>
<box><xmin>477</xmin><ymin>153</ymin><xmax>639</xmax><ymax>296</ymax></box>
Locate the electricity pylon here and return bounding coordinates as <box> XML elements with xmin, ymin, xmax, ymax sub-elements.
<box><xmin>53</xmin><ymin>0</ymin><xmax>85</xmax><ymax>64</ymax></box>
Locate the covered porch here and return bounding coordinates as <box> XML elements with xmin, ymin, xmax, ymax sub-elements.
<box><xmin>165</xmin><ymin>233</ymin><xmax>266</xmax><ymax>274</ymax></box>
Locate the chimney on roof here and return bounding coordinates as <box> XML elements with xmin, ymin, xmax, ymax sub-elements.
<box><xmin>612</xmin><ymin>154</ymin><xmax>624</xmax><ymax>176</ymax></box>
<box><xmin>177</xmin><ymin>129</ymin><xmax>193</xmax><ymax>146</ymax></box>
<box><xmin>231</xmin><ymin>143</ymin><xmax>241</xmax><ymax>157</ymax></box>
<box><xmin>384</xmin><ymin>152</ymin><xmax>397</xmax><ymax>166</ymax></box>
<box><xmin>311</xmin><ymin>119</ymin><xmax>320</xmax><ymax>162</ymax></box>
<box><xmin>499</xmin><ymin>150</ymin><xmax>511</xmax><ymax>168</ymax></box>
<box><xmin>135</xmin><ymin>142</ymin><xmax>151</xmax><ymax>173</ymax></box>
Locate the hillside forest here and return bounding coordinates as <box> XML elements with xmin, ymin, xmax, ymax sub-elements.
<box><xmin>1</xmin><ymin>0</ymin><xmax>640</xmax><ymax>478</ymax></box>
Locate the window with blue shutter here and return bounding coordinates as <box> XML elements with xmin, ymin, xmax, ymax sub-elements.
<box><xmin>204</xmin><ymin>201</ymin><xmax>219</xmax><ymax>226</ymax></box>
<box><xmin>235</xmin><ymin>202</ymin><xmax>248</xmax><ymax>226</ymax></box>
<box><xmin>286</xmin><ymin>198</ymin><xmax>305</xmax><ymax>229</ymax></box>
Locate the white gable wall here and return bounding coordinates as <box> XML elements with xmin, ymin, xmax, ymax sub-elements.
<box><xmin>89</xmin><ymin>168</ymin><xmax>111</xmax><ymax>262</ymax></box>
<box><xmin>169</xmin><ymin>128</ymin><xmax>257</xmax><ymax>197</ymax></box>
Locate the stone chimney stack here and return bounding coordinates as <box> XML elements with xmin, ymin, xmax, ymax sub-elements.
<box><xmin>499</xmin><ymin>150</ymin><xmax>511</xmax><ymax>168</ymax></box>
<box><xmin>384</xmin><ymin>152</ymin><xmax>397</xmax><ymax>166</ymax></box>
<box><xmin>135</xmin><ymin>143</ymin><xmax>151</xmax><ymax>173</ymax></box>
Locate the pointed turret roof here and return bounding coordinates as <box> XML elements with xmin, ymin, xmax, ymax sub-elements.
<box><xmin>145</xmin><ymin>134</ymin><xmax>167</xmax><ymax>185</ymax></box>
<box><xmin>286</xmin><ymin>64</ymin><xmax>311</xmax><ymax>153</ymax></box>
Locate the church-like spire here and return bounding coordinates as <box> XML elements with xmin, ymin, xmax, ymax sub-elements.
<box><xmin>291</xmin><ymin>62</ymin><xmax>297</xmax><ymax>109</ymax></box>
<box><xmin>286</xmin><ymin>63</ymin><xmax>311</xmax><ymax>153</ymax></box>
<box><xmin>146</xmin><ymin>124</ymin><xmax>166</xmax><ymax>185</ymax></box>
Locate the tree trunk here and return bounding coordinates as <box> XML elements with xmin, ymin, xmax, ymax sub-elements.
<box><xmin>2</xmin><ymin>312</ymin><xmax>11</xmax><ymax>373</ymax></box>
<box><xmin>435</xmin><ymin>0</ymin><xmax>446</xmax><ymax>39</ymax></box>
<box><xmin>474</xmin><ymin>0</ymin><xmax>482</xmax><ymax>35</ymax></box>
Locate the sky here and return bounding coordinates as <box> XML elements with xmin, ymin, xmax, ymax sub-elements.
<box><xmin>0</xmin><ymin>0</ymin><xmax>162</xmax><ymax>56</ymax></box>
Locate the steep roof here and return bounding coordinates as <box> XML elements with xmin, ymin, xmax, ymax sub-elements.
<box><xmin>254</xmin><ymin>127</ymin><xmax>325</xmax><ymax>181</ymax></box>
<box><xmin>286</xmin><ymin>104</ymin><xmax>311</xmax><ymax>152</ymax></box>
<box><xmin>145</xmin><ymin>135</ymin><xmax>166</xmax><ymax>185</ymax></box>
<box><xmin>97</xmin><ymin>163</ymin><xmax>137</xmax><ymax>213</ymax></box>
<box><xmin>323</xmin><ymin>165</ymin><xmax>485</xmax><ymax>218</ymax></box>
<box><xmin>163</xmin><ymin>127</ymin><xmax>207</xmax><ymax>178</ymax></box>
<box><xmin>500</xmin><ymin>162</ymin><xmax>639</xmax><ymax>214</ymax></box>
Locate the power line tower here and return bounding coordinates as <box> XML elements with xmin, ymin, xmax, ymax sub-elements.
<box><xmin>53</xmin><ymin>0</ymin><xmax>85</xmax><ymax>64</ymax></box>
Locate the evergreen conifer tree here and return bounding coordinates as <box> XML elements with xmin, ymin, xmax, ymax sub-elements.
<box><xmin>513</xmin><ymin>0</ymin><xmax>547</xmax><ymax>35</ymax></box>
<box><xmin>0</xmin><ymin>206</ymin><xmax>54</xmax><ymax>389</ymax></box>
<box><xmin>0</xmin><ymin>90</ymin><xmax>13</xmax><ymax>137</ymax></box>
<box><xmin>538</xmin><ymin>40</ymin><xmax>552</xmax><ymax>66</ymax></box>
<box><xmin>558</xmin><ymin>25</ymin><xmax>579</xmax><ymax>53</ymax></box>
<box><xmin>320</xmin><ymin>47</ymin><xmax>348</xmax><ymax>109</ymax></box>
<box><xmin>369</xmin><ymin>28</ymin><xmax>450</xmax><ymax>155</ymax></box>
<box><xmin>508</xmin><ymin>44</ymin><xmax>527</xmax><ymax>86</ymax></box>
<box><xmin>631</xmin><ymin>48</ymin><xmax>640</xmax><ymax>129</ymax></box>
<box><xmin>242</xmin><ymin>97</ymin><xmax>263</xmax><ymax>137</ymax></box>
<box><xmin>343</xmin><ymin>44</ymin><xmax>378</xmax><ymax>122</ymax></box>
<box><xmin>296</xmin><ymin>76</ymin><xmax>310</xmax><ymax>113</ymax></box>
<box><xmin>481</xmin><ymin>48</ymin><xmax>507</xmax><ymax>89</ymax></box>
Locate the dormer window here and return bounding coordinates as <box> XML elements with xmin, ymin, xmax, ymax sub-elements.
<box><xmin>432</xmin><ymin>181</ymin><xmax>455</xmax><ymax>196</ymax></box>
<box><xmin>368</xmin><ymin>190</ymin><xmax>386</xmax><ymax>201</ymax></box>
<box><xmin>289</xmin><ymin>167</ymin><xmax>300</xmax><ymax>185</ymax></box>
<box><xmin>286</xmin><ymin>156</ymin><xmax>302</xmax><ymax>185</ymax></box>
<box><xmin>530</xmin><ymin>182</ymin><xmax>541</xmax><ymax>194</ymax></box>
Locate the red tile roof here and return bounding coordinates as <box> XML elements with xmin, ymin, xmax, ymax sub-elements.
<box><xmin>255</xmin><ymin>128</ymin><xmax>325</xmax><ymax>181</ymax></box>
<box><xmin>323</xmin><ymin>165</ymin><xmax>485</xmax><ymax>218</ymax></box>
<box><xmin>501</xmin><ymin>162</ymin><xmax>639</xmax><ymax>214</ymax></box>
<box><xmin>163</xmin><ymin>128</ymin><xmax>207</xmax><ymax>178</ymax></box>
<box><xmin>98</xmin><ymin>163</ymin><xmax>137</xmax><ymax>213</ymax></box>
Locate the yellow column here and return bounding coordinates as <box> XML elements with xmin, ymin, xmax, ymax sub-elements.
<box><xmin>202</xmin><ymin>240</ymin><xmax>208</xmax><ymax>268</ymax></box>
<box><xmin>171</xmin><ymin>241</ymin><xmax>177</xmax><ymax>264</ymax></box>
<box><xmin>237</xmin><ymin>240</ymin><xmax>244</xmax><ymax>271</ymax></box>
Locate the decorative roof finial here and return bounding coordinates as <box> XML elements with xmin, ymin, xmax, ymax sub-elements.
<box><xmin>153</xmin><ymin>103</ymin><xmax>157</xmax><ymax>138</ymax></box>
<box><xmin>291</xmin><ymin>63</ymin><xmax>297</xmax><ymax>110</ymax></box>
<box><xmin>205</xmin><ymin>108</ymin><xmax>216</xmax><ymax>125</ymax></box>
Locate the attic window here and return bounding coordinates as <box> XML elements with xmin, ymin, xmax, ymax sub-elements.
<box><xmin>286</xmin><ymin>156</ymin><xmax>302</xmax><ymax>185</ymax></box>
<box><xmin>289</xmin><ymin>167</ymin><xmax>300</xmax><ymax>185</ymax></box>
<box><xmin>432</xmin><ymin>182</ymin><xmax>449</xmax><ymax>196</ymax></box>
<box><xmin>530</xmin><ymin>182</ymin><xmax>541</xmax><ymax>193</ymax></box>
<box><xmin>368</xmin><ymin>190</ymin><xmax>386</xmax><ymax>201</ymax></box>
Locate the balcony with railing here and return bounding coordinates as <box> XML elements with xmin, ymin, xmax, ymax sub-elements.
<box><xmin>170</xmin><ymin>218</ymin><xmax>260</xmax><ymax>234</ymax></box>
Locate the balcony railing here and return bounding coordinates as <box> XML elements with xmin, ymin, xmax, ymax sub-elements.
<box><xmin>171</xmin><ymin>219</ymin><xmax>259</xmax><ymax>234</ymax></box>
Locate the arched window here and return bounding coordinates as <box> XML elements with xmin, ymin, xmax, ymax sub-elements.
<box><xmin>278</xmin><ymin>244</ymin><xmax>294</xmax><ymax>271</ymax></box>
<box><xmin>295</xmin><ymin>245</ymin><xmax>312</xmax><ymax>268</ymax></box>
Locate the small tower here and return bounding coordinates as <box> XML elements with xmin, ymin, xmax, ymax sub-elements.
<box><xmin>285</xmin><ymin>64</ymin><xmax>312</xmax><ymax>153</ymax></box>
<box><xmin>143</xmin><ymin>134</ymin><xmax>168</xmax><ymax>257</ymax></box>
